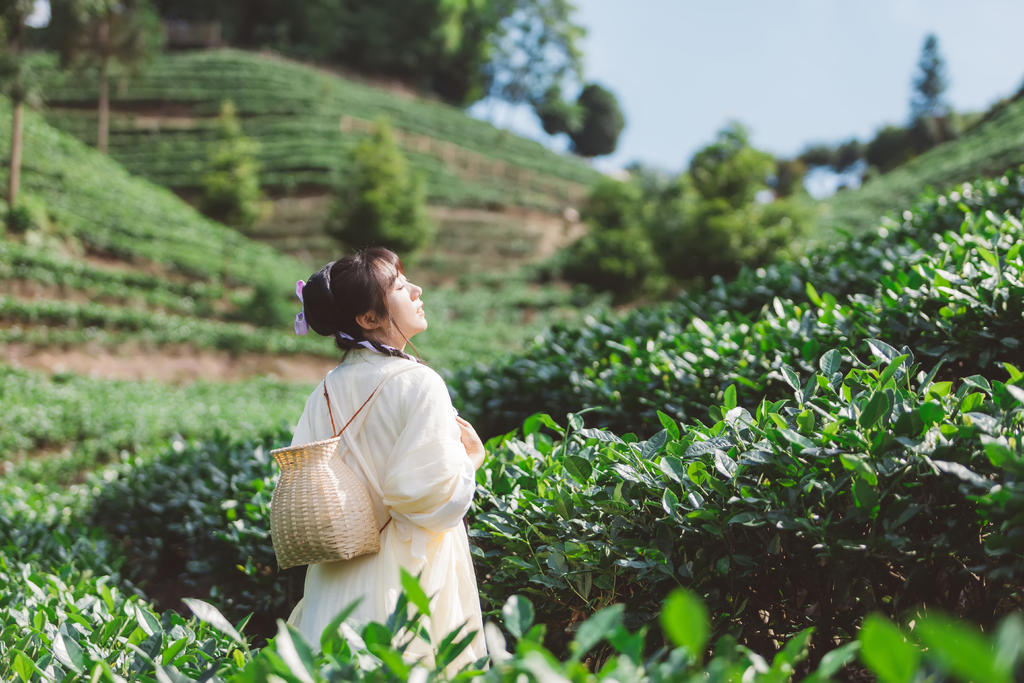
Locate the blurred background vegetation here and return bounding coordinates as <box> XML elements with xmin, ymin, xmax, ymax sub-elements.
<box><xmin>2</xmin><ymin>1</ymin><xmax>1024</xmax><ymax>679</ymax></box>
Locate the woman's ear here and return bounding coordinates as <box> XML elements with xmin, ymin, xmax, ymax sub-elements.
<box><xmin>355</xmin><ymin>311</ymin><xmax>381</xmax><ymax>332</ymax></box>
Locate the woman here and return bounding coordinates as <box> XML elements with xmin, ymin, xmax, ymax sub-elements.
<box><xmin>285</xmin><ymin>247</ymin><xmax>487</xmax><ymax>670</ymax></box>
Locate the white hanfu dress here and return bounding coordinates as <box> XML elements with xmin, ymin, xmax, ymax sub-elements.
<box><xmin>285</xmin><ymin>349</ymin><xmax>486</xmax><ymax>670</ymax></box>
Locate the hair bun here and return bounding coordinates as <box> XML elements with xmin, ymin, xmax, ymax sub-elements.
<box><xmin>301</xmin><ymin>262</ymin><xmax>344</xmax><ymax>336</ymax></box>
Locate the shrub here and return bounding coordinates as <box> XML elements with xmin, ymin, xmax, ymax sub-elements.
<box><xmin>559</xmin><ymin>178</ymin><xmax>662</xmax><ymax>300</ymax></box>
<box><xmin>199</xmin><ymin>99</ymin><xmax>264</xmax><ymax>229</ymax></box>
<box><xmin>325</xmin><ymin>119</ymin><xmax>434</xmax><ymax>257</ymax></box>
<box><xmin>569</xmin><ymin>82</ymin><xmax>625</xmax><ymax>158</ymax></box>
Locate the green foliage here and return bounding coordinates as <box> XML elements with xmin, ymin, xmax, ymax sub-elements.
<box><xmin>645</xmin><ymin>122</ymin><xmax>811</xmax><ymax>283</ymax></box>
<box><xmin>0</xmin><ymin>366</ymin><xmax>308</xmax><ymax>480</ymax></box>
<box><xmin>688</xmin><ymin>122</ymin><xmax>775</xmax><ymax>208</ymax></box>
<box><xmin>568</xmin><ymin>82</ymin><xmax>624</xmax><ymax>158</ymax></box>
<box><xmin>30</xmin><ymin>49</ymin><xmax>600</xmax><ymax>212</ymax></box>
<box><xmin>559</xmin><ymin>177</ymin><xmax>662</xmax><ymax>300</ymax></box>
<box><xmin>821</xmin><ymin>96</ymin><xmax>1024</xmax><ymax>240</ymax></box>
<box><xmin>534</xmin><ymin>83</ymin><xmax>581</xmax><ymax>136</ymax></box>
<box><xmin>199</xmin><ymin>99</ymin><xmax>263</xmax><ymax>229</ymax></box>
<box><xmin>47</xmin><ymin>0</ymin><xmax>163</xmax><ymax>77</ymax></box>
<box><xmin>488</xmin><ymin>0</ymin><xmax>585</xmax><ymax>108</ymax></box>
<box><xmin>452</xmin><ymin>168</ymin><xmax>1024</xmax><ymax>439</ymax></box>
<box><xmin>326</xmin><ymin>119</ymin><xmax>434</xmax><ymax>256</ymax></box>
<box><xmin>464</xmin><ymin>350</ymin><xmax>1024</xmax><ymax>657</ymax></box>
<box><xmin>0</xmin><ymin>95</ymin><xmax>307</xmax><ymax>287</ymax></box>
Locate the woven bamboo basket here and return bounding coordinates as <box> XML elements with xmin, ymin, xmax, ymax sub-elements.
<box><xmin>269</xmin><ymin>435</ymin><xmax>380</xmax><ymax>570</ymax></box>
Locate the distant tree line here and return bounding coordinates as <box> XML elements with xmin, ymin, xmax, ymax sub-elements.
<box><xmin>559</xmin><ymin>122</ymin><xmax>813</xmax><ymax>301</ymax></box>
<box><xmin>147</xmin><ymin>0</ymin><xmax>624</xmax><ymax>156</ymax></box>
<box><xmin>783</xmin><ymin>34</ymin><xmax>982</xmax><ymax>187</ymax></box>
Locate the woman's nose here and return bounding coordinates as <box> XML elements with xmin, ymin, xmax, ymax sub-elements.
<box><xmin>410</xmin><ymin>283</ymin><xmax>423</xmax><ymax>298</ymax></box>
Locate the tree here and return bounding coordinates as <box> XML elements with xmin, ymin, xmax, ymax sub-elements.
<box><xmin>910</xmin><ymin>33</ymin><xmax>949</xmax><ymax>122</ymax></box>
<box><xmin>568</xmin><ymin>82</ymin><xmax>624</xmax><ymax>158</ymax></box>
<box><xmin>0</xmin><ymin>0</ymin><xmax>38</xmax><ymax>207</ymax></box>
<box><xmin>864</xmin><ymin>125</ymin><xmax>914</xmax><ymax>173</ymax></box>
<box><xmin>534</xmin><ymin>84</ymin><xmax>581</xmax><ymax>136</ymax></box>
<box><xmin>485</xmin><ymin>0</ymin><xmax>584</xmax><ymax>109</ymax></box>
<box><xmin>326</xmin><ymin>120</ymin><xmax>434</xmax><ymax>257</ymax></box>
<box><xmin>199</xmin><ymin>100</ymin><xmax>263</xmax><ymax>230</ymax></box>
<box><xmin>687</xmin><ymin>122</ymin><xmax>774</xmax><ymax>208</ymax></box>
<box><xmin>560</xmin><ymin>177</ymin><xmax>662</xmax><ymax>300</ymax></box>
<box><xmin>650</xmin><ymin>123</ymin><xmax>810</xmax><ymax>283</ymax></box>
<box><xmin>49</xmin><ymin>0</ymin><xmax>162</xmax><ymax>153</ymax></box>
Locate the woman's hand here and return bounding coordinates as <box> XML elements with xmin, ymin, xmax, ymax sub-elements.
<box><xmin>456</xmin><ymin>416</ymin><xmax>486</xmax><ymax>470</ymax></box>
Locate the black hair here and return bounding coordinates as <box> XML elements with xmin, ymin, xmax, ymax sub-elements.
<box><xmin>301</xmin><ymin>247</ymin><xmax>421</xmax><ymax>361</ymax></box>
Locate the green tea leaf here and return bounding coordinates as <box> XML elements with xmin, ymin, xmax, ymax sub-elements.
<box><xmin>12</xmin><ymin>650</ymin><xmax>36</xmax><ymax>682</ymax></box>
<box><xmin>572</xmin><ymin>604</ymin><xmax>625</xmax><ymax>660</ymax></box>
<box><xmin>400</xmin><ymin>569</ymin><xmax>431</xmax><ymax>618</ymax></box>
<box><xmin>273</xmin><ymin>621</ymin><xmax>316</xmax><ymax>683</ymax></box>
<box><xmin>564</xmin><ymin>455</ymin><xmax>593</xmax><ymax>484</ymax></box>
<box><xmin>662</xmin><ymin>487</ymin><xmax>680</xmax><ymax>516</ymax></box>
<box><xmin>657</xmin><ymin>411</ymin><xmax>680</xmax><ymax>440</ymax></box>
<box><xmin>840</xmin><ymin>453</ymin><xmax>878</xmax><ymax>486</ymax></box>
<box><xmin>859</xmin><ymin>391</ymin><xmax>892</xmax><ymax>429</ymax></box>
<box><xmin>806</xmin><ymin>641</ymin><xmax>859</xmax><ymax>681</ymax></box>
<box><xmin>877</xmin><ymin>354</ymin><xmax>910</xmax><ymax>387</ymax></box>
<box><xmin>160</xmin><ymin>637</ymin><xmax>188</xmax><ymax>666</ymax></box>
<box><xmin>183</xmin><ymin>598</ymin><xmax>245</xmax><ymax>646</ymax></box>
<box><xmin>819</xmin><ymin>349</ymin><xmax>842</xmax><ymax>376</ymax></box>
<box><xmin>723</xmin><ymin>384</ymin><xmax>737</xmax><ymax>410</ymax></box>
<box><xmin>501</xmin><ymin>595</ymin><xmax>534</xmax><ymax>639</ymax></box>
<box><xmin>781</xmin><ymin>365</ymin><xmax>801</xmax><ymax>391</ymax></box>
<box><xmin>805</xmin><ymin>281</ymin><xmax>823</xmax><ymax>306</ymax></box>
<box><xmin>53</xmin><ymin>630</ymin><xmax>85</xmax><ymax>674</ymax></box>
<box><xmin>918</xmin><ymin>401</ymin><xmax>946</xmax><ymax>427</ymax></box>
<box><xmin>660</xmin><ymin>456</ymin><xmax>686</xmax><ymax>483</ymax></box>
<box><xmin>523</xmin><ymin>413</ymin><xmax>564</xmax><ymax>437</ymax></box>
<box><xmin>660</xmin><ymin>589</ymin><xmax>709</xmax><ymax>656</ymax></box>
<box><xmin>916</xmin><ymin>614</ymin><xmax>1010</xmax><ymax>683</ymax></box>
<box><xmin>867</xmin><ymin>339</ymin><xmax>899</xmax><ymax>364</ymax></box>
<box><xmin>858</xmin><ymin>614</ymin><xmax>918</xmax><ymax>683</ymax></box>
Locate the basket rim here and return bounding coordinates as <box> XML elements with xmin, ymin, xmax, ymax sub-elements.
<box><xmin>270</xmin><ymin>434</ymin><xmax>343</xmax><ymax>457</ymax></box>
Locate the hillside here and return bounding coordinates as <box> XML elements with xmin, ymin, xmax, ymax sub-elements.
<box><xmin>0</xmin><ymin>97</ymin><xmax>594</xmax><ymax>378</ymax></box>
<box><xmin>818</xmin><ymin>92</ymin><xmax>1024</xmax><ymax>239</ymax></box>
<box><xmin>29</xmin><ymin>49</ymin><xmax>600</xmax><ymax>272</ymax></box>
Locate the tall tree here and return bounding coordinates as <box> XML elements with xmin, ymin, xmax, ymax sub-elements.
<box><xmin>0</xmin><ymin>0</ymin><xmax>38</xmax><ymax>206</ymax></box>
<box><xmin>485</xmin><ymin>0</ymin><xmax>584</xmax><ymax>108</ymax></box>
<box><xmin>49</xmin><ymin>0</ymin><xmax>162</xmax><ymax>153</ymax></box>
<box><xmin>910</xmin><ymin>33</ymin><xmax>949</xmax><ymax>122</ymax></box>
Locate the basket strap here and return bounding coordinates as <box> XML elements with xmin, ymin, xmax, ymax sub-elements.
<box><xmin>324</xmin><ymin>379</ymin><xmax>385</xmax><ymax>438</ymax></box>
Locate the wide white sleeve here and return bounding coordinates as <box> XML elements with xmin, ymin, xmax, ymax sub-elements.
<box><xmin>381</xmin><ymin>369</ymin><xmax>475</xmax><ymax>535</ymax></box>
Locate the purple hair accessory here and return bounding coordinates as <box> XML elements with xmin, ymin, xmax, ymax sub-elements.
<box><xmin>293</xmin><ymin>280</ymin><xmax>309</xmax><ymax>335</ymax></box>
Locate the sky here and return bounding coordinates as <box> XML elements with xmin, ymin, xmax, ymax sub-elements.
<box><xmin>470</xmin><ymin>0</ymin><xmax>1024</xmax><ymax>177</ymax></box>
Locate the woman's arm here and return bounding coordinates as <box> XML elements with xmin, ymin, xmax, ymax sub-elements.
<box><xmin>381</xmin><ymin>369</ymin><xmax>477</xmax><ymax>535</ymax></box>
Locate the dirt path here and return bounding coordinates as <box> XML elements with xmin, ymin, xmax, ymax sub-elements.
<box><xmin>4</xmin><ymin>343</ymin><xmax>334</xmax><ymax>384</ymax></box>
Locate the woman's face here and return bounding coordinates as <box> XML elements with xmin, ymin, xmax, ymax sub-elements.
<box><xmin>377</xmin><ymin>270</ymin><xmax>427</xmax><ymax>348</ymax></box>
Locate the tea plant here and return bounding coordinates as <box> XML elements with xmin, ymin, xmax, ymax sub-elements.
<box><xmin>452</xmin><ymin>169</ymin><xmax>1024</xmax><ymax>438</ymax></box>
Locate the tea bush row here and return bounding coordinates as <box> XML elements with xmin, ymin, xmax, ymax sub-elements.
<box><xmin>48</xmin><ymin>112</ymin><xmax>567</xmax><ymax>211</ymax></box>
<box><xmin>451</xmin><ymin>169</ymin><xmax>1024</xmax><ymax>437</ymax></box>
<box><xmin>79</xmin><ymin>344</ymin><xmax>1024</xmax><ymax>670</ymax></box>
<box><xmin>0</xmin><ymin>241</ymin><xmax>228</xmax><ymax>318</ymax></box>
<box><xmin>32</xmin><ymin>50</ymin><xmax>597</xmax><ymax>209</ymax></box>
<box><xmin>0</xmin><ymin>97</ymin><xmax>307</xmax><ymax>291</ymax></box>
<box><xmin>0</xmin><ymin>442</ymin><xmax>891</xmax><ymax>681</ymax></box>
<box><xmin>0</xmin><ymin>366</ymin><xmax>309</xmax><ymax>482</ymax></box>
<box><xmin>0</xmin><ymin>295</ymin><xmax>332</xmax><ymax>356</ymax></box>
<box><xmin>822</xmin><ymin>94</ymin><xmax>1024</xmax><ymax>239</ymax></box>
